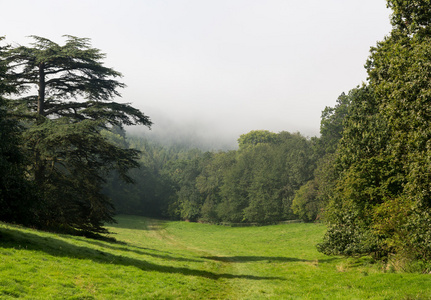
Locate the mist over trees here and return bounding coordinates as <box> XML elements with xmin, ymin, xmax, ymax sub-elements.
<box><xmin>2</xmin><ymin>0</ymin><xmax>431</xmax><ymax>271</ymax></box>
<box><xmin>103</xmin><ymin>0</ymin><xmax>431</xmax><ymax>269</ymax></box>
<box><xmin>102</xmin><ymin>129</ymin><xmax>317</xmax><ymax>224</ymax></box>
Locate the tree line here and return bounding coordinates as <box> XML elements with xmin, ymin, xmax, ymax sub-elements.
<box><xmin>106</xmin><ymin>0</ymin><xmax>431</xmax><ymax>268</ymax></box>
<box><xmin>103</xmin><ymin>130</ymin><xmax>319</xmax><ymax>224</ymax></box>
<box><xmin>317</xmin><ymin>1</ymin><xmax>431</xmax><ymax>266</ymax></box>
<box><xmin>2</xmin><ymin>0</ymin><xmax>431</xmax><ymax>270</ymax></box>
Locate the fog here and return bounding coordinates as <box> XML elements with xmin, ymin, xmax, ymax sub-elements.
<box><xmin>127</xmin><ymin>109</ymin><xmax>242</xmax><ymax>150</ymax></box>
<box><xmin>2</xmin><ymin>0</ymin><xmax>393</xmax><ymax>149</ymax></box>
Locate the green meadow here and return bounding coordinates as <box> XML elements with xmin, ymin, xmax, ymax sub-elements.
<box><xmin>1</xmin><ymin>215</ymin><xmax>430</xmax><ymax>299</ymax></box>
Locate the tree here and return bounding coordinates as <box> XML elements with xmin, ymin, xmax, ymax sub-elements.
<box><xmin>318</xmin><ymin>92</ymin><xmax>351</xmax><ymax>155</ymax></box>
<box><xmin>0</xmin><ymin>37</ymin><xmax>38</xmax><ymax>224</ymax></box>
<box><xmin>217</xmin><ymin>148</ymin><xmax>254</xmax><ymax>223</ymax></box>
<box><xmin>317</xmin><ymin>85</ymin><xmax>396</xmax><ymax>257</ymax></box>
<box><xmin>237</xmin><ymin>130</ymin><xmax>280</xmax><ymax>150</ymax></box>
<box><xmin>293</xmin><ymin>89</ymin><xmax>353</xmax><ymax>223</ymax></box>
<box><xmin>219</xmin><ymin>131</ymin><xmax>315</xmax><ymax>223</ymax></box>
<box><xmin>319</xmin><ymin>1</ymin><xmax>431</xmax><ymax>263</ymax></box>
<box><xmin>164</xmin><ymin>150</ymin><xmax>206</xmax><ymax>221</ymax></box>
<box><xmin>365</xmin><ymin>23</ymin><xmax>431</xmax><ymax>259</ymax></box>
<box><xmin>196</xmin><ymin>151</ymin><xmax>236</xmax><ymax>223</ymax></box>
<box><xmin>242</xmin><ymin>143</ymin><xmax>285</xmax><ymax>223</ymax></box>
<box><xmin>1</xmin><ymin>36</ymin><xmax>151</xmax><ymax>233</ymax></box>
<box><xmin>387</xmin><ymin>0</ymin><xmax>431</xmax><ymax>34</ymax></box>
<box><xmin>292</xmin><ymin>153</ymin><xmax>336</xmax><ymax>222</ymax></box>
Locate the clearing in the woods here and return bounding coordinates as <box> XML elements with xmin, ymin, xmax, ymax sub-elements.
<box><xmin>1</xmin><ymin>215</ymin><xmax>430</xmax><ymax>299</ymax></box>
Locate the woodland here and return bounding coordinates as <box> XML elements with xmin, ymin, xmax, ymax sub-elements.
<box><xmin>2</xmin><ymin>0</ymin><xmax>431</xmax><ymax>271</ymax></box>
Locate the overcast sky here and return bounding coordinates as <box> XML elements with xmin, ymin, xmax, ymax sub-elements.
<box><xmin>2</xmin><ymin>0</ymin><xmax>392</xmax><ymax>148</ymax></box>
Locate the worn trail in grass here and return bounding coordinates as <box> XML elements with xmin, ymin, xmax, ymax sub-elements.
<box><xmin>1</xmin><ymin>215</ymin><xmax>431</xmax><ymax>299</ymax></box>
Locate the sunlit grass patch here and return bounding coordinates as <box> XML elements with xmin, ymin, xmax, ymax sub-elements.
<box><xmin>1</xmin><ymin>217</ymin><xmax>431</xmax><ymax>299</ymax></box>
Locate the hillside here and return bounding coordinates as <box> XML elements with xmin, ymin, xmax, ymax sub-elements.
<box><xmin>1</xmin><ymin>216</ymin><xmax>430</xmax><ymax>299</ymax></box>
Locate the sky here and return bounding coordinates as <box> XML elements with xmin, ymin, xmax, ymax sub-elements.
<box><xmin>2</xmin><ymin>0</ymin><xmax>392</xmax><ymax>148</ymax></box>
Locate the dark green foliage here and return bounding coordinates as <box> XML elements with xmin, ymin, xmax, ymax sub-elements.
<box><xmin>3</xmin><ymin>35</ymin><xmax>151</xmax><ymax>126</ymax></box>
<box><xmin>111</xmin><ymin>131</ymin><xmax>316</xmax><ymax>224</ymax></box>
<box><xmin>237</xmin><ymin>130</ymin><xmax>280</xmax><ymax>150</ymax></box>
<box><xmin>1</xmin><ymin>36</ymin><xmax>151</xmax><ymax>233</ymax></box>
<box><xmin>291</xmin><ymin>180</ymin><xmax>319</xmax><ymax>222</ymax></box>
<box><xmin>366</xmin><ymin>5</ymin><xmax>431</xmax><ymax>260</ymax></box>
<box><xmin>318</xmin><ymin>92</ymin><xmax>351</xmax><ymax>155</ymax></box>
<box><xmin>24</xmin><ymin>119</ymin><xmax>141</xmax><ymax>232</ymax></box>
<box><xmin>292</xmin><ymin>88</ymin><xmax>354</xmax><ymax>223</ymax></box>
<box><xmin>215</xmin><ymin>131</ymin><xmax>316</xmax><ymax>223</ymax></box>
<box><xmin>387</xmin><ymin>0</ymin><xmax>431</xmax><ymax>35</ymax></box>
<box><xmin>318</xmin><ymin>2</ymin><xmax>431</xmax><ymax>265</ymax></box>
<box><xmin>167</xmin><ymin>151</ymin><xmax>209</xmax><ymax>221</ymax></box>
<box><xmin>317</xmin><ymin>199</ymin><xmax>379</xmax><ymax>256</ymax></box>
<box><xmin>317</xmin><ymin>85</ymin><xmax>399</xmax><ymax>257</ymax></box>
<box><xmin>196</xmin><ymin>151</ymin><xmax>236</xmax><ymax>223</ymax></box>
<box><xmin>0</xmin><ymin>38</ymin><xmax>38</xmax><ymax>225</ymax></box>
<box><xmin>292</xmin><ymin>152</ymin><xmax>339</xmax><ymax>224</ymax></box>
<box><xmin>242</xmin><ymin>144</ymin><xmax>284</xmax><ymax>223</ymax></box>
<box><xmin>0</xmin><ymin>98</ymin><xmax>38</xmax><ymax>225</ymax></box>
<box><xmin>102</xmin><ymin>137</ymin><xmax>198</xmax><ymax>219</ymax></box>
<box><xmin>218</xmin><ymin>149</ymin><xmax>257</xmax><ymax>223</ymax></box>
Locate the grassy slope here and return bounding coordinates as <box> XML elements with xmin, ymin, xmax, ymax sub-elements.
<box><xmin>0</xmin><ymin>215</ymin><xmax>430</xmax><ymax>299</ymax></box>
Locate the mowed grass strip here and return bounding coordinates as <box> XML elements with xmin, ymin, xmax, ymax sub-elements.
<box><xmin>0</xmin><ymin>215</ymin><xmax>430</xmax><ymax>299</ymax></box>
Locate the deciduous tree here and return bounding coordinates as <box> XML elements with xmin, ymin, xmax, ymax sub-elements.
<box><xmin>319</xmin><ymin>1</ymin><xmax>431</xmax><ymax>262</ymax></box>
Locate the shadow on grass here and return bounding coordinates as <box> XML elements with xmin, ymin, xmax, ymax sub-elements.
<box><xmin>107</xmin><ymin>216</ymin><xmax>168</xmax><ymax>231</ymax></box>
<box><xmin>84</xmin><ymin>239</ymin><xmax>204</xmax><ymax>263</ymax></box>
<box><xmin>203</xmin><ymin>255</ymin><xmax>340</xmax><ymax>264</ymax></box>
<box><xmin>203</xmin><ymin>256</ymin><xmax>311</xmax><ymax>263</ymax></box>
<box><xmin>0</xmin><ymin>227</ymin><xmax>284</xmax><ymax>281</ymax></box>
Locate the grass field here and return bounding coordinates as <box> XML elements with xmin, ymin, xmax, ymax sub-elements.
<box><xmin>1</xmin><ymin>215</ymin><xmax>431</xmax><ymax>299</ymax></box>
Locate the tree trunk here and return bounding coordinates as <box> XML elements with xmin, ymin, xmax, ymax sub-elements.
<box><xmin>35</xmin><ymin>63</ymin><xmax>46</xmax><ymax>186</ymax></box>
<box><xmin>37</xmin><ymin>63</ymin><xmax>45</xmax><ymax>117</ymax></box>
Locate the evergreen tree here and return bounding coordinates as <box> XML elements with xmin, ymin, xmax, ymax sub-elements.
<box><xmin>1</xmin><ymin>36</ymin><xmax>151</xmax><ymax>233</ymax></box>
<box><xmin>0</xmin><ymin>37</ymin><xmax>37</xmax><ymax>224</ymax></box>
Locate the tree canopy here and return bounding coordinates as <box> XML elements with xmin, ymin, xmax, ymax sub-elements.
<box><xmin>0</xmin><ymin>36</ymin><xmax>151</xmax><ymax>233</ymax></box>
<box><xmin>2</xmin><ymin>0</ymin><xmax>431</xmax><ymax>271</ymax></box>
<box><xmin>0</xmin><ymin>37</ymin><xmax>38</xmax><ymax>224</ymax></box>
<box><xmin>317</xmin><ymin>1</ymin><xmax>431</xmax><ymax>265</ymax></box>
<box><xmin>103</xmin><ymin>130</ymin><xmax>316</xmax><ymax>225</ymax></box>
